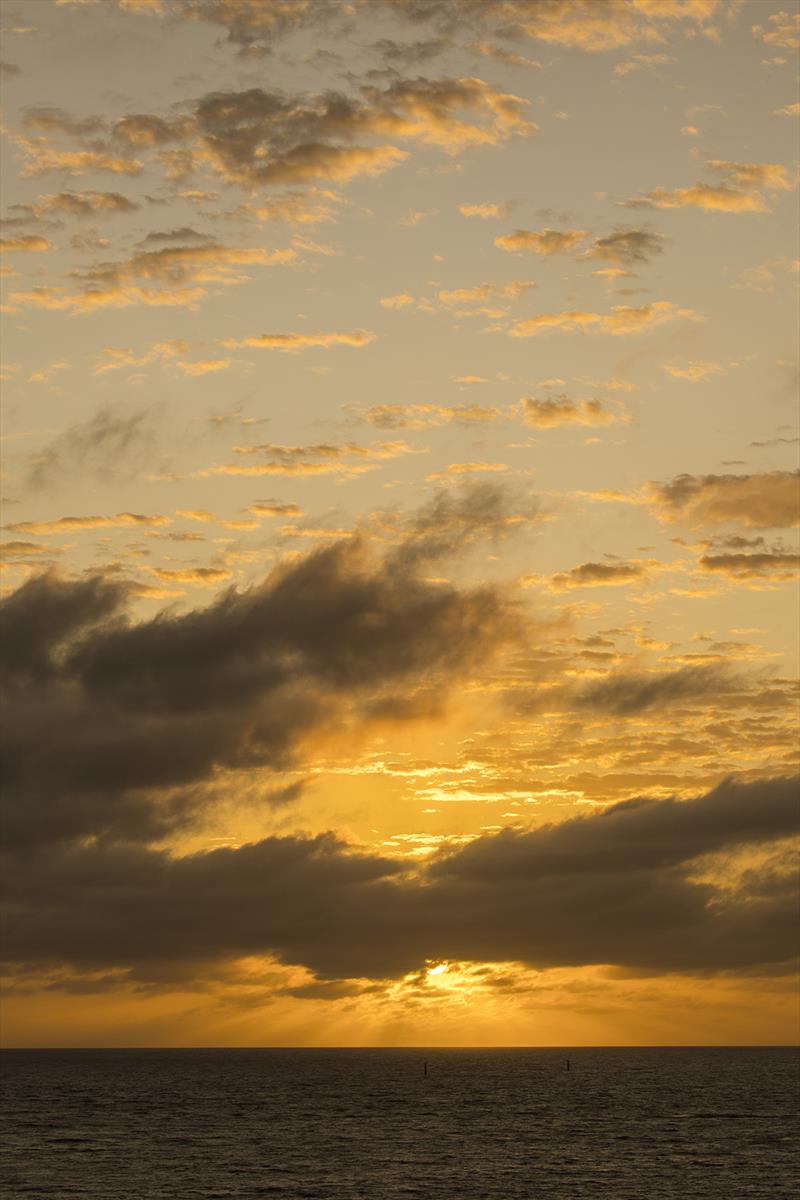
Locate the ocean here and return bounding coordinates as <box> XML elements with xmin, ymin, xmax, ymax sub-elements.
<box><xmin>1</xmin><ymin>1048</ymin><xmax>797</xmax><ymax>1198</ymax></box>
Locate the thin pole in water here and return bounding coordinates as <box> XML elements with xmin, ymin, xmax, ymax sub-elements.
<box><xmin>424</xmin><ymin>1060</ymin><xmax>428</xmax><ymax>1076</ymax></box>
<box><xmin>566</xmin><ymin>1059</ymin><xmax>570</xmax><ymax>1071</ymax></box>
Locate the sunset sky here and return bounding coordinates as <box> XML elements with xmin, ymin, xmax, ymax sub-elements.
<box><xmin>1</xmin><ymin>0</ymin><xmax>798</xmax><ymax>1048</ymax></box>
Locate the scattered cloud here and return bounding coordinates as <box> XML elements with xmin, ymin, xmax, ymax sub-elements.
<box><xmin>509</xmin><ymin>301</ymin><xmax>698</xmax><ymax>338</ymax></box>
<box><xmin>363</xmin><ymin>403</ymin><xmax>500</xmax><ymax>429</ymax></box>
<box><xmin>5</xmin><ymin>512</ymin><xmax>170</xmax><ymax>535</ymax></box>
<box><xmin>549</xmin><ymin>559</ymin><xmax>655</xmax><ymax>590</ymax></box>
<box><xmin>699</xmin><ymin>551</ymin><xmax>799</xmax><ymax>581</ymax></box>
<box><xmin>459</xmin><ymin>202</ymin><xmax>507</xmax><ymax>219</ymax></box>
<box><xmin>515</xmin><ymin>395</ymin><xmax>622</xmax><ymax>428</ymax></box>
<box><xmin>649</xmin><ymin>471</ymin><xmax>800</xmax><ymax>529</ymax></box>
<box><xmin>752</xmin><ymin>11</ymin><xmax>800</xmax><ymax>51</ymax></box>
<box><xmin>622</xmin><ymin>160</ymin><xmax>794</xmax><ymax>214</ymax></box>
<box><xmin>495</xmin><ymin>228</ymin><xmax>588</xmax><ymax>255</ymax></box>
<box><xmin>176</xmin><ymin>358</ymin><xmax>231</xmax><ymax>376</ymax></box>
<box><xmin>582</xmin><ymin>229</ymin><xmax>665</xmax><ymax>265</ymax></box>
<box><xmin>0</xmin><ymin>235</ymin><xmax>51</xmax><ymax>253</ymax></box>
<box><xmin>222</xmin><ymin>330</ymin><xmax>376</xmax><ymax>351</ymax></box>
<box><xmin>663</xmin><ymin>360</ymin><xmax>724</xmax><ymax>382</ymax></box>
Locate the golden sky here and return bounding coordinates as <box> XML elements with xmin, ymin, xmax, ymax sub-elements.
<box><xmin>0</xmin><ymin>0</ymin><xmax>798</xmax><ymax>1048</ymax></box>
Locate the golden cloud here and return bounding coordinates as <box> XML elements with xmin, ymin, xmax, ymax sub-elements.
<box><xmin>150</xmin><ymin>566</ymin><xmax>232</xmax><ymax>585</ymax></box>
<box><xmin>509</xmin><ymin>301</ymin><xmax>698</xmax><ymax>338</ymax></box>
<box><xmin>6</xmin><ymin>513</ymin><xmax>170</xmax><ymax>535</ymax></box>
<box><xmin>495</xmin><ymin>228</ymin><xmax>588</xmax><ymax>254</ymax></box>
<box><xmin>515</xmin><ymin>395</ymin><xmax>622</xmax><ymax>428</ymax></box>
<box><xmin>176</xmin><ymin>358</ymin><xmax>232</xmax><ymax>376</ymax></box>
<box><xmin>0</xmin><ymin>236</ymin><xmax>52</xmax><ymax>252</ymax></box>
<box><xmin>222</xmin><ymin>330</ymin><xmax>376</xmax><ymax>351</ymax></box>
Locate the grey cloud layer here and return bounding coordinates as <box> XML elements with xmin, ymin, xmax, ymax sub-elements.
<box><xmin>15</xmin><ymin>74</ymin><xmax>534</xmax><ymax>194</ymax></box>
<box><xmin>106</xmin><ymin>0</ymin><xmax>725</xmax><ymax>59</ymax></box>
<box><xmin>0</xmin><ymin>501</ymin><xmax>519</xmax><ymax>849</ymax></box>
<box><xmin>3</xmin><ymin>776</ymin><xmax>796</xmax><ymax>980</ymax></box>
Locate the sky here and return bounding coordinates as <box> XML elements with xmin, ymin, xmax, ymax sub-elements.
<box><xmin>0</xmin><ymin>0</ymin><xmax>798</xmax><ymax>1048</ymax></box>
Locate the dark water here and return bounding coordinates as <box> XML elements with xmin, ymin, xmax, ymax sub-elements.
<box><xmin>1</xmin><ymin>1048</ymin><xmax>798</xmax><ymax>1198</ymax></box>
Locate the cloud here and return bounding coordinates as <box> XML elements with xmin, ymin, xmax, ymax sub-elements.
<box><xmin>663</xmin><ymin>361</ymin><xmax>723</xmax><ymax>382</ymax></box>
<box><xmin>623</xmin><ymin>184</ymin><xmax>768</xmax><ymax>213</ymax></box>
<box><xmin>438</xmin><ymin>280</ymin><xmax>534</xmax><ymax>306</ymax></box>
<box><xmin>8</xmin><ymin>241</ymin><xmax>293</xmax><ymax>314</ymax></box>
<box><xmin>574</xmin><ymin>663</ymin><xmax>739</xmax><ymax>714</ymax></box>
<box><xmin>486</xmin><ymin>0</ymin><xmax>722</xmax><ymax>54</ymax></box>
<box><xmin>222</xmin><ymin>330</ymin><xmax>376</xmax><ymax>351</ymax></box>
<box><xmin>149</xmin><ymin>566</ymin><xmax>232</xmax><ymax>585</ymax></box>
<box><xmin>623</xmin><ymin>184</ymin><xmax>767</xmax><ymax>213</ymax></box>
<box><xmin>0</xmin><ymin>496</ymin><xmax>519</xmax><ymax>850</ymax></box>
<box><xmin>613</xmin><ymin>53</ymin><xmax>675</xmax><ymax>76</ymax></box>
<box><xmin>205</xmin><ymin>461</ymin><xmax>376</xmax><ymax>479</ymax></box>
<box><xmin>582</xmin><ymin>229</ymin><xmax>665</xmax><ymax>265</ymax></box>
<box><xmin>0</xmin><ymin>540</ymin><xmax>60</xmax><ymax>560</ymax></box>
<box><xmin>426</xmin><ymin>462</ymin><xmax>508</xmax><ymax>480</ymax></box>
<box><xmin>34</xmin><ymin>190</ymin><xmax>140</xmax><ymax>217</ymax></box>
<box><xmin>706</xmin><ymin>160</ymin><xmax>793</xmax><ymax>191</ymax></box>
<box><xmin>28</xmin><ymin>407</ymin><xmax>161</xmax><ymax>489</ymax></box>
<box><xmin>5</xmin><ymin>513</ymin><xmax>170</xmax><ymax>536</ymax></box>
<box><xmin>362</xmin><ymin>403</ymin><xmax>500</xmax><ymax>429</ymax></box>
<box><xmin>246</xmin><ymin>502</ymin><xmax>303</xmax><ymax>518</ymax></box>
<box><xmin>154</xmin><ymin>0</ymin><xmax>319</xmax><ymax>55</ymax></box>
<box><xmin>7</xmin><ymin>70</ymin><xmax>536</xmax><ymax>207</ymax></box>
<box><xmin>2</xmin><ymin>773</ymin><xmax>797</xmax><ymax>979</ymax></box>
<box><xmin>509</xmin><ymin>301</ymin><xmax>698</xmax><ymax>338</ymax></box>
<box><xmin>549</xmin><ymin>560</ymin><xmax>652</xmax><ymax>590</ymax></box>
<box><xmin>230</xmin><ymin>440</ymin><xmax>414</xmax><ymax>461</ymax></box>
<box><xmin>622</xmin><ymin>160</ymin><xmax>793</xmax><ymax>214</ymax></box>
<box><xmin>380</xmin><ymin>280</ymin><xmax>534</xmax><ymax>319</ymax></box>
<box><xmin>459</xmin><ymin>202</ymin><xmax>507</xmax><ymax>218</ymax></box>
<box><xmin>387</xmin><ymin>482</ymin><xmax>538</xmax><ymax>569</ymax></box>
<box><xmin>104</xmin><ymin>0</ymin><xmax>724</xmax><ymax>59</ymax></box>
<box><xmin>0</xmin><ymin>235</ymin><xmax>51</xmax><ymax>252</ymax></box>
<box><xmin>648</xmin><ymin>471</ymin><xmax>800</xmax><ymax>529</ymax></box>
<box><xmin>495</xmin><ymin>228</ymin><xmax>588</xmax><ymax>255</ymax></box>
<box><xmin>752</xmin><ymin>11</ymin><xmax>800</xmax><ymax>50</ymax></box>
<box><xmin>208</xmin><ymin>439</ymin><xmax>417</xmax><ymax>478</ymax></box>
<box><xmin>379</xmin><ymin>294</ymin><xmax>415</xmax><ymax>309</ymax></box>
<box><xmin>699</xmin><ymin>551</ymin><xmax>800</xmax><ymax>581</ymax></box>
<box><xmin>773</xmin><ymin>102</ymin><xmax>800</xmax><ymax>117</ymax></box>
<box><xmin>93</xmin><ymin>338</ymin><xmax>189</xmax><ymax>374</ymax></box>
<box><xmin>515</xmin><ymin>395</ymin><xmax>621</xmax><ymax>428</ymax></box>
<box><xmin>176</xmin><ymin>358</ymin><xmax>231</xmax><ymax>376</ymax></box>
<box><xmin>17</xmin><ymin>143</ymin><xmax>143</xmax><ymax>177</ymax></box>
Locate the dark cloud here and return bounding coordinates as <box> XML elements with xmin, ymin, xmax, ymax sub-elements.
<box><xmin>28</xmin><ymin>406</ymin><xmax>162</xmax><ymax>489</ymax></box>
<box><xmin>699</xmin><ymin>551</ymin><xmax>800</xmax><ymax>580</ymax></box>
<box><xmin>35</xmin><ymin>191</ymin><xmax>140</xmax><ymax>218</ymax></box>
<box><xmin>550</xmin><ymin>560</ymin><xmax>648</xmax><ymax>589</ymax></box>
<box><xmin>583</xmin><ymin>228</ymin><xmax>665</xmax><ymax>265</ymax></box>
<box><xmin>387</xmin><ymin>482</ymin><xmax>539</xmax><ymax>569</ymax></box>
<box><xmin>171</xmin><ymin>0</ymin><xmax>333</xmax><ymax>56</ymax></box>
<box><xmin>15</xmin><ymin>74</ymin><xmax>533</xmax><ymax>197</ymax></box>
<box><xmin>0</xmin><ymin>499</ymin><xmax>519</xmax><ymax>849</ymax></box>
<box><xmin>153</xmin><ymin>0</ymin><xmax>721</xmax><ymax>58</ymax></box>
<box><xmin>649</xmin><ymin>471</ymin><xmax>800</xmax><ymax>530</ymax></box>
<box><xmin>2</xmin><ymin>776</ymin><xmax>797</xmax><ymax>979</ymax></box>
<box><xmin>23</xmin><ymin>106</ymin><xmax>106</xmax><ymax>140</ymax></box>
<box><xmin>370</xmin><ymin>37</ymin><xmax>452</xmax><ymax>68</ymax></box>
<box><xmin>517</xmin><ymin>394</ymin><xmax>619</xmax><ymax>428</ymax></box>
<box><xmin>137</xmin><ymin>226</ymin><xmax>213</xmax><ymax>245</ymax></box>
<box><xmin>575</xmin><ymin>664</ymin><xmax>739</xmax><ymax>714</ymax></box>
<box><xmin>0</xmin><ymin>61</ymin><xmax>20</xmax><ymax>78</ymax></box>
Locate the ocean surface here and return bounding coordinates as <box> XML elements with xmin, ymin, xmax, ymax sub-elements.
<box><xmin>1</xmin><ymin>1048</ymin><xmax>798</xmax><ymax>1198</ymax></box>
